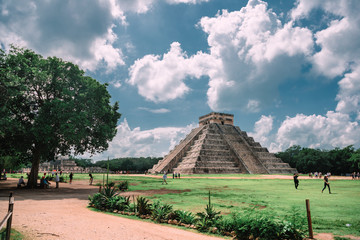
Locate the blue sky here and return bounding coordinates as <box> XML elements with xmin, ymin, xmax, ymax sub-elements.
<box><xmin>1</xmin><ymin>0</ymin><xmax>360</xmax><ymax>161</ymax></box>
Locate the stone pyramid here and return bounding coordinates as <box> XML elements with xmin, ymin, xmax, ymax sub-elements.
<box><xmin>149</xmin><ymin>112</ymin><xmax>297</xmax><ymax>174</ymax></box>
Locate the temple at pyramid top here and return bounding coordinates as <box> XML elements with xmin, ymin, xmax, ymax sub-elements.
<box><xmin>149</xmin><ymin>113</ymin><xmax>297</xmax><ymax>174</ymax></box>
<box><xmin>199</xmin><ymin>112</ymin><xmax>234</xmax><ymax>126</ymax></box>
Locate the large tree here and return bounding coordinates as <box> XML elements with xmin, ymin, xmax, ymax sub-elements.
<box><xmin>0</xmin><ymin>47</ymin><xmax>121</xmax><ymax>187</ymax></box>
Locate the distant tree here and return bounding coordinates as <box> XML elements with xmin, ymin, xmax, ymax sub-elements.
<box><xmin>94</xmin><ymin>157</ymin><xmax>161</xmax><ymax>172</ymax></box>
<box><xmin>0</xmin><ymin>47</ymin><xmax>121</xmax><ymax>187</ymax></box>
<box><xmin>277</xmin><ymin>145</ymin><xmax>358</xmax><ymax>174</ymax></box>
<box><xmin>275</xmin><ymin>145</ymin><xmax>302</xmax><ymax>168</ymax></box>
<box><xmin>74</xmin><ymin>158</ymin><xmax>94</xmax><ymax>168</ymax></box>
<box><xmin>348</xmin><ymin>149</ymin><xmax>360</xmax><ymax>172</ymax></box>
<box><xmin>328</xmin><ymin>146</ymin><xmax>354</xmax><ymax>175</ymax></box>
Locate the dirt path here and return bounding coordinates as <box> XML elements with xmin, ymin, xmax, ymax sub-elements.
<box><xmin>0</xmin><ymin>178</ymin><xmax>222</xmax><ymax>240</ymax></box>
<box><xmin>0</xmin><ymin>175</ymin><xmax>357</xmax><ymax>240</ymax></box>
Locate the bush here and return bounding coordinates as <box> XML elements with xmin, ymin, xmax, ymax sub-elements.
<box><xmin>118</xmin><ymin>181</ymin><xmax>129</xmax><ymax>191</ymax></box>
<box><xmin>88</xmin><ymin>190</ymin><xmax>130</xmax><ymax>211</ymax></box>
<box><xmin>228</xmin><ymin>208</ymin><xmax>306</xmax><ymax>240</ymax></box>
<box><xmin>137</xmin><ymin>196</ymin><xmax>152</xmax><ymax>215</ymax></box>
<box><xmin>174</xmin><ymin>210</ymin><xmax>196</xmax><ymax>225</ymax></box>
<box><xmin>151</xmin><ymin>200</ymin><xmax>173</xmax><ymax>222</ymax></box>
<box><xmin>196</xmin><ymin>204</ymin><xmax>222</xmax><ymax>232</ymax></box>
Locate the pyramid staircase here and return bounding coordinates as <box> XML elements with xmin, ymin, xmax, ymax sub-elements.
<box><xmin>149</xmin><ymin>113</ymin><xmax>297</xmax><ymax>174</ymax></box>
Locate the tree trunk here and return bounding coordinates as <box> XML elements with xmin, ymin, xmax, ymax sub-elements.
<box><xmin>27</xmin><ymin>147</ymin><xmax>42</xmax><ymax>188</ymax></box>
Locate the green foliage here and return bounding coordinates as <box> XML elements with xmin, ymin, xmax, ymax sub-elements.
<box><xmin>0</xmin><ymin>46</ymin><xmax>121</xmax><ymax>187</ymax></box>
<box><xmin>0</xmin><ymin>228</ymin><xmax>24</xmax><ymax>240</ymax></box>
<box><xmin>276</xmin><ymin>145</ymin><xmax>359</xmax><ymax>174</ymax></box>
<box><xmin>222</xmin><ymin>208</ymin><xmax>306</xmax><ymax>240</ymax></box>
<box><xmin>196</xmin><ymin>204</ymin><xmax>222</xmax><ymax>232</ymax></box>
<box><xmin>136</xmin><ymin>196</ymin><xmax>152</xmax><ymax>215</ymax></box>
<box><xmin>94</xmin><ymin>157</ymin><xmax>162</xmax><ymax>172</ymax></box>
<box><xmin>88</xmin><ymin>193</ymin><xmax>130</xmax><ymax>211</ymax></box>
<box><xmin>101</xmin><ymin>184</ymin><xmax>118</xmax><ymax>198</ymax></box>
<box><xmin>174</xmin><ymin>210</ymin><xmax>196</xmax><ymax>225</ymax></box>
<box><xmin>117</xmin><ymin>181</ymin><xmax>129</xmax><ymax>191</ymax></box>
<box><xmin>84</xmin><ymin>174</ymin><xmax>360</xmax><ymax>237</ymax></box>
<box><xmin>74</xmin><ymin>158</ymin><xmax>93</xmax><ymax>168</ymax></box>
<box><xmin>151</xmin><ymin>200</ymin><xmax>173</xmax><ymax>222</ymax></box>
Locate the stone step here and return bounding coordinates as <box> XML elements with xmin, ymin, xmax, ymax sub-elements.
<box><xmin>195</xmin><ymin>161</ymin><xmax>238</xmax><ymax>168</ymax></box>
<box><xmin>174</xmin><ymin>167</ymin><xmax>243</xmax><ymax>174</ymax></box>
<box><xmin>263</xmin><ymin>162</ymin><xmax>292</xmax><ymax>169</ymax></box>
<box><xmin>267</xmin><ymin>168</ymin><xmax>297</xmax><ymax>174</ymax></box>
<box><xmin>255</xmin><ymin>152</ymin><xmax>277</xmax><ymax>158</ymax></box>
<box><xmin>260</xmin><ymin>158</ymin><xmax>284</xmax><ymax>164</ymax></box>
<box><xmin>252</xmin><ymin>147</ymin><xmax>269</xmax><ymax>153</ymax></box>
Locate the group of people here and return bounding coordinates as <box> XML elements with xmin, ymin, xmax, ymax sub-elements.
<box><xmin>162</xmin><ymin>172</ymin><xmax>182</xmax><ymax>184</ymax></box>
<box><xmin>308</xmin><ymin>171</ymin><xmax>331</xmax><ymax>178</ymax></box>
<box><xmin>172</xmin><ymin>172</ymin><xmax>181</xmax><ymax>179</ymax></box>
<box><xmin>351</xmin><ymin>172</ymin><xmax>360</xmax><ymax>180</ymax></box>
<box><xmin>16</xmin><ymin>171</ymin><xmax>74</xmax><ymax>188</ymax></box>
<box><xmin>293</xmin><ymin>173</ymin><xmax>331</xmax><ymax>194</ymax></box>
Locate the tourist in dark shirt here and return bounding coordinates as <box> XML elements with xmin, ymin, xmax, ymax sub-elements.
<box><xmin>321</xmin><ymin>175</ymin><xmax>331</xmax><ymax>194</ymax></box>
<box><xmin>293</xmin><ymin>173</ymin><xmax>299</xmax><ymax>189</ymax></box>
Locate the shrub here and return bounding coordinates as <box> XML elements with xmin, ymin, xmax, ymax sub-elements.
<box><xmin>101</xmin><ymin>184</ymin><xmax>118</xmax><ymax>198</ymax></box>
<box><xmin>113</xmin><ymin>195</ymin><xmax>131</xmax><ymax>211</ymax></box>
<box><xmin>174</xmin><ymin>210</ymin><xmax>196</xmax><ymax>225</ymax></box>
<box><xmin>151</xmin><ymin>200</ymin><xmax>173</xmax><ymax>222</ymax></box>
<box><xmin>118</xmin><ymin>181</ymin><xmax>129</xmax><ymax>191</ymax></box>
<box><xmin>88</xmin><ymin>193</ymin><xmax>104</xmax><ymax>209</ymax></box>
<box><xmin>229</xmin><ymin>207</ymin><xmax>307</xmax><ymax>240</ymax></box>
<box><xmin>196</xmin><ymin>204</ymin><xmax>222</xmax><ymax>232</ymax></box>
<box><xmin>137</xmin><ymin>196</ymin><xmax>152</xmax><ymax>215</ymax></box>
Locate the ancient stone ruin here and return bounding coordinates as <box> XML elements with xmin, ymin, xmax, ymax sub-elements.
<box><xmin>149</xmin><ymin>112</ymin><xmax>297</xmax><ymax>174</ymax></box>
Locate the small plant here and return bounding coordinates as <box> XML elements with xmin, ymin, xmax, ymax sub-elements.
<box><xmin>151</xmin><ymin>200</ymin><xmax>173</xmax><ymax>222</ymax></box>
<box><xmin>196</xmin><ymin>204</ymin><xmax>222</xmax><ymax>231</ymax></box>
<box><xmin>137</xmin><ymin>196</ymin><xmax>152</xmax><ymax>215</ymax></box>
<box><xmin>88</xmin><ymin>193</ymin><xmax>104</xmax><ymax>209</ymax></box>
<box><xmin>196</xmin><ymin>191</ymin><xmax>222</xmax><ymax>232</ymax></box>
<box><xmin>118</xmin><ymin>181</ymin><xmax>129</xmax><ymax>191</ymax></box>
<box><xmin>175</xmin><ymin>210</ymin><xmax>196</xmax><ymax>225</ymax></box>
<box><xmin>114</xmin><ymin>196</ymin><xmax>131</xmax><ymax>211</ymax></box>
<box><xmin>101</xmin><ymin>184</ymin><xmax>118</xmax><ymax>198</ymax></box>
<box><xmin>106</xmin><ymin>181</ymin><xmax>115</xmax><ymax>187</ymax></box>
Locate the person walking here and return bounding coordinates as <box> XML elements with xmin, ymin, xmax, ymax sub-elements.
<box><xmin>321</xmin><ymin>175</ymin><xmax>331</xmax><ymax>194</ymax></box>
<box><xmin>162</xmin><ymin>172</ymin><xmax>168</xmax><ymax>185</ymax></box>
<box><xmin>293</xmin><ymin>173</ymin><xmax>299</xmax><ymax>189</ymax></box>
<box><xmin>69</xmin><ymin>172</ymin><xmax>73</xmax><ymax>184</ymax></box>
<box><xmin>55</xmin><ymin>173</ymin><xmax>60</xmax><ymax>188</ymax></box>
<box><xmin>89</xmin><ymin>173</ymin><xmax>93</xmax><ymax>185</ymax></box>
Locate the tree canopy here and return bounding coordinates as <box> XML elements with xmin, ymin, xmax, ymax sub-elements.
<box><xmin>0</xmin><ymin>47</ymin><xmax>121</xmax><ymax>187</ymax></box>
<box><xmin>276</xmin><ymin>145</ymin><xmax>360</xmax><ymax>174</ymax></box>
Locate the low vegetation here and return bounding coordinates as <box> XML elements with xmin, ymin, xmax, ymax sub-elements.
<box><xmin>88</xmin><ymin>184</ymin><xmax>307</xmax><ymax>239</ymax></box>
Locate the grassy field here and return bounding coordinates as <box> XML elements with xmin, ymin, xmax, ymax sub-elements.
<box><xmin>9</xmin><ymin>173</ymin><xmax>360</xmax><ymax>237</ymax></box>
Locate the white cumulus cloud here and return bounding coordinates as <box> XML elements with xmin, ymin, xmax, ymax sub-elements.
<box><xmin>128</xmin><ymin>42</ymin><xmax>216</xmax><ymax>102</ymax></box>
<box><xmin>82</xmin><ymin>119</ymin><xmax>196</xmax><ymax>160</ymax></box>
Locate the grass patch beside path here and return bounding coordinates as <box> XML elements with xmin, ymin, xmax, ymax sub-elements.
<box><xmin>102</xmin><ymin>174</ymin><xmax>360</xmax><ymax>237</ymax></box>
<box><xmin>0</xmin><ymin>228</ymin><xmax>24</xmax><ymax>240</ymax></box>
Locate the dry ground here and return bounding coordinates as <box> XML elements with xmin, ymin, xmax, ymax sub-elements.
<box><xmin>0</xmin><ymin>175</ymin><xmax>357</xmax><ymax>240</ymax></box>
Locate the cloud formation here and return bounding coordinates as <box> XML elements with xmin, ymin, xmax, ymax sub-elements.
<box><xmin>0</xmin><ymin>0</ymin><xmax>209</xmax><ymax>73</ymax></box>
<box><xmin>128</xmin><ymin>0</ymin><xmax>314</xmax><ymax>111</ymax></box>
<box><xmin>84</xmin><ymin>119</ymin><xmax>196</xmax><ymax>160</ymax></box>
<box><xmin>128</xmin><ymin>42</ymin><xmax>216</xmax><ymax>102</ymax></box>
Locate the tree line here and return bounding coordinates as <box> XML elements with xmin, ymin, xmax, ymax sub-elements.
<box><xmin>275</xmin><ymin>145</ymin><xmax>360</xmax><ymax>175</ymax></box>
<box><xmin>74</xmin><ymin>157</ymin><xmax>161</xmax><ymax>173</ymax></box>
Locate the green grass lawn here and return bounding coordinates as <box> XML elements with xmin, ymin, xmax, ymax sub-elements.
<box><xmin>102</xmin><ymin>174</ymin><xmax>360</xmax><ymax>237</ymax></box>
<box><xmin>8</xmin><ymin>173</ymin><xmax>360</xmax><ymax>237</ymax></box>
